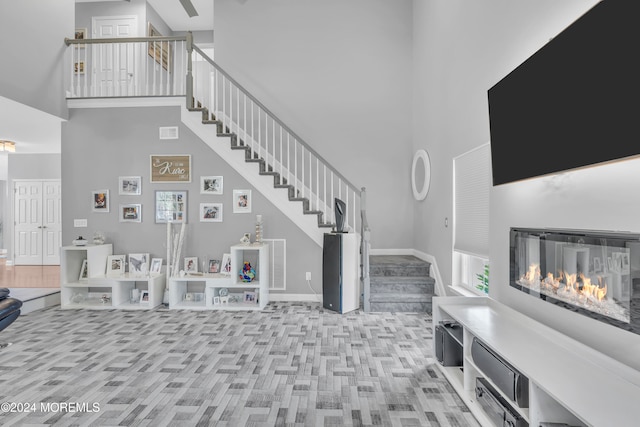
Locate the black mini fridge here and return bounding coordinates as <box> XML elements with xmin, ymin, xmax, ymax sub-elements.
<box><xmin>322</xmin><ymin>232</ymin><xmax>358</xmax><ymax>314</ymax></box>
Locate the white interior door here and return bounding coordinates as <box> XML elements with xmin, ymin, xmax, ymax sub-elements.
<box><xmin>14</xmin><ymin>180</ymin><xmax>61</xmax><ymax>265</ymax></box>
<box><xmin>42</xmin><ymin>181</ymin><xmax>62</xmax><ymax>265</ymax></box>
<box><xmin>92</xmin><ymin>15</ymin><xmax>138</xmax><ymax>96</ymax></box>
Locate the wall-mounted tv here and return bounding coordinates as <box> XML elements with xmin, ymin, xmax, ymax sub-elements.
<box><xmin>488</xmin><ymin>0</ymin><xmax>638</xmax><ymax>186</ymax></box>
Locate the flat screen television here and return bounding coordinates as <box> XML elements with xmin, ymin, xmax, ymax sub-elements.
<box><xmin>488</xmin><ymin>0</ymin><xmax>638</xmax><ymax>186</ymax></box>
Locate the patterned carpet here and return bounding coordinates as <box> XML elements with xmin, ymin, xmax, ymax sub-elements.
<box><xmin>0</xmin><ymin>303</ymin><xmax>478</xmax><ymax>427</ymax></box>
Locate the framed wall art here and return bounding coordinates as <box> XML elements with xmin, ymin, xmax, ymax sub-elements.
<box><xmin>119</xmin><ymin>176</ymin><xmax>142</xmax><ymax>195</ymax></box>
<box><xmin>107</xmin><ymin>255</ymin><xmax>126</xmax><ymax>277</ymax></box>
<box><xmin>200</xmin><ymin>203</ymin><xmax>223</xmax><ymax>222</ymax></box>
<box><xmin>92</xmin><ymin>190</ymin><xmax>109</xmax><ymax>213</ymax></box>
<box><xmin>233</xmin><ymin>189</ymin><xmax>252</xmax><ymax>213</ymax></box>
<box><xmin>150</xmin><ymin>258</ymin><xmax>163</xmax><ymax>275</ymax></box>
<box><xmin>147</xmin><ymin>22</ymin><xmax>172</xmax><ymax>71</ymax></box>
<box><xmin>74</xmin><ymin>28</ymin><xmax>87</xmax><ymax>47</ymax></box>
<box><xmin>150</xmin><ymin>154</ymin><xmax>191</xmax><ymax>183</ymax></box>
<box><xmin>155</xmin><ymin>190</ymin><xmax>187</xmax><ymax>223</ymax></box>
<box><xmin>128</xmin><ymin>253</ymin><xmax>149</xmax><ymax>276</ymax></box>
<box><xmin>200</xmin><ymin>176</ymin><xmax>223</xmax><ymax>195</ymax></box>
<box><xmin>74</xmin><ymin>61</ymin><xmax>85</xmax><ymax>74</ymax></box>
<box><xmin>120</xmin><ymin>204</ymin><xmax>142</xmax><ymax>223</ymax></box>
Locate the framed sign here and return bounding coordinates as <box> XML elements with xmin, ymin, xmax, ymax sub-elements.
<box><xmin>155</xmin><ymin>190</ymin><xmax>187</xmax><ymax>223</ymax></box>
<box><xmin>150</xmin><ymin>155</ymin><xmax>191</xmax><ymax>183</ymax></box>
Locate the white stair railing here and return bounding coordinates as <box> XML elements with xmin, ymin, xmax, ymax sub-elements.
<box><xmin>188</xmin><ymin>40</ymin><xmax>361</xmax><ymax>231</ymax></box>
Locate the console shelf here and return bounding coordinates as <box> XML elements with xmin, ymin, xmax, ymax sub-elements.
<box><xmin>433</xmin><ymin>296</ymin><xmax>640</xmax><ymax>427</ymax></box>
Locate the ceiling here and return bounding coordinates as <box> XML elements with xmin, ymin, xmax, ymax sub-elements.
<box><xmin>0</xmin><ymin>0</ymin><xmax>213</xmax><ymax>156</ymax></box>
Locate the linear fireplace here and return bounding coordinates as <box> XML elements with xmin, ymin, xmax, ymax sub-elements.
<box><xmin>510</xmin><ymin>228</ymin><xmax>640</xmax><ymax>335</ymax></box>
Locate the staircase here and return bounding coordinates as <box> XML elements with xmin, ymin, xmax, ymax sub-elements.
<box><xmin>187</xmin><ymin>105</ymin><xmax>335</xmax><ymax>232</ymax></box>
<box><xmin>368</xmin><ymin>255</ymin><xmax>435</xmax><ymax>313</ymax></box>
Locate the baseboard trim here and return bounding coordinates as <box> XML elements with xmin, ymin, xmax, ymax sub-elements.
<box><xmin>269</xmin><ymin>293</ymin><xmax>322</xmax><ymax>303</ymax></box>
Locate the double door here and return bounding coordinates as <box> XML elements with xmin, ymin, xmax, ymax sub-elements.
<box><xmin>14</xmin><ymin>180</ymin><xmax>61</xmax><ymax>265</ymax></box>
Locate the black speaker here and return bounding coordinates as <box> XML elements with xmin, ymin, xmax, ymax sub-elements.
<box><xmin>435</xmin><ymin>321</ymin><xmax>463</xmax><ymax>366</ymax></box>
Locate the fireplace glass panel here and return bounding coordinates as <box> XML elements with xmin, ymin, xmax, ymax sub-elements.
<box><xmin>510</xmin><ymin>228</ymin><xmax>640</xmax><ymax>334</ymax></box>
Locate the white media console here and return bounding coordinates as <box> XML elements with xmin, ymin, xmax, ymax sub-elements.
<box><xmin>433</xmin><ymin>296</ymin><xmax>640</xmax><ymax>427</ymax></box>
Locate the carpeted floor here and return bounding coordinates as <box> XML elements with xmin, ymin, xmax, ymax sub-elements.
<box><xmin>0</xmin><ymin>303</ymin><xmax>478</xmax><ymax>426</ymax></box>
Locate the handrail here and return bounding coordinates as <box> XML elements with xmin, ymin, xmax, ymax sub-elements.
<box><xmin>189</xmin><ymin>43</ymin><xmax>360</xmax><ymax>195</ymax></box>
<box><xmin>65</xmin><ymin>35</ymin><xmax>187</xmax><ymax>45</ymax></box>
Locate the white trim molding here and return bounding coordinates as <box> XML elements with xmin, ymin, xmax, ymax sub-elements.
<box><xmin>269</xmin><ymin>293</ymin><xmax>322</xmax><ymax>303</ymax></box>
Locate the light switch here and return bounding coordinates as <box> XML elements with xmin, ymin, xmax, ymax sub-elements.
<box><xmin>74</xmin><ymin>219</ymin><xmax>88</xmax><ymax>227</ymax></box>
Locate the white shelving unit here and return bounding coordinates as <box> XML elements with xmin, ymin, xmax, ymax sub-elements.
<box><xmin>433</xmin><ymin>296</ymin><xmax>640</xmax><ymax>427</ymax></box>
<box><xmin>60</xmin><ymin>244</ymin><xmax>165</xmax><ymax>310</ymax></box>
<box><xmin>168</xmin><ymin>243</ymin><xmax>269</xmax><ymax>311</ymax></box>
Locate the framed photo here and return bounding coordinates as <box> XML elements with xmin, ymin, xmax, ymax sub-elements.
<box><xmin>200</xmin><ymin>176</ymin><xmax>223</xmax><ymax>195</ymax></box>
<box><xmin>208</xmin><ymin>259</ymin><xmax>220</xmax><ymax>274</ymax></box>
<box><xmin>200</xmin><ymin>203</ymin><xmax>223</xmax><ymax>222</ymax></box>
<box><xmin>128</xmin><ymin>253</ymin><xmax>149</xmax><ymax>276</ymax></box>
<box><xmin>119</xmin><ymin>176</ymin><xmax>142</xmax><ymax>195</ymax></box>
<box><xmin>184</xmin><ymin>256</ymin><xmax>198</xmax><ymax>273</ymax></box>
<box><xmin>213</xmin><ymin>296</ymin><xmax>220</xmax><ymax>305</ymax></box>
<box><xmin>221</xmin><ymin>253</ymin><xmax>231</xmax><ymax>275</ymax></box>
<box><xmin>75</xmin><ymin>28</ymin><xmax>87</xmax><ymax>47</ymax></box>
<box><xmin>120</xmin><ymin>204</ymin><xmax>142</xmax><ymax>223</ymax></box>
<box><xmin>243</xmin><ymin>291</ymin><xmax>257</xmax><ymax>304</ymax></box>
<box><xmin>140</xmin><ymin>290</ymin><xmax>150</xmax><ymax>304</ymax></box>
<box><xmin>147</xmin><ymin>22</ymin><xmax>172</xmax><ymax>71</ymax></box>
<box><xmin>78</xmin><ymin>259</ymin><xmax>88</xmax><ymax>281</ymax></box>
<box><xmin>74</xmin><ymin>61</ymin><xmax>85</xmax><ymax>74</ymax></box>
<box><xmin>593</xmin><ymin>257</ymin><xmax>602</xmax><ymax>273</ymax></box>
<box><xmin>150</xmin><ymin>258</ymin><xmax>163</xmax><ymax>275</ymax></box>
<box><xmin>107</xmin><ymin>255</ymin><xmax>126</xmax><ymax>277</ymax></box>
<box><xmin>92</xmin><ymin>190</ymin><xmax>109</xmax><ymax>213</ymax></box>
<box><xmin>150</xmin><ymin>154</ymin><xmax>191</xmax><ymax>183</ymax></box>
<box><xmin>155</xmin><ymin>190</ymin><xmax>187</xmax><ymax>223</ymax></box>
<box><xmin>233</xmin><ymin>189</ymin><xmax>252</xmax><ymax>213</ymax></box>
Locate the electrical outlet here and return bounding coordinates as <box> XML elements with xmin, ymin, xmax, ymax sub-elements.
<box><xmin>306</xmin><ymin>272</ymin><xmax>311</xmax><ymax>281</ymax></box>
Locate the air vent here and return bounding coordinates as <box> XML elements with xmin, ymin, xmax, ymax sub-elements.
<box><xmin>159</xmin><ymin>126</ymin><xmax>179</xmax><ymax>140</ymax></box>
<box><xmin>264</xmin><ymin>239</ymin><xmax>286</xmax><ymax>290</ymax></box>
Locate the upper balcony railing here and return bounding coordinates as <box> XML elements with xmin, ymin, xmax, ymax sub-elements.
<box><xmin>65</xmin><ymin>35</ymin><xmax>188</xmax><ymax>98</ymax></box>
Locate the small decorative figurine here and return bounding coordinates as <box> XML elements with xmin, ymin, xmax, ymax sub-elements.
<box><xmin>239</xmin><ymin>262</ymin><xmax>256</xmax><ymax>282</ymax></box>
<box><xmin>93</xmin><ymin>231</ymin><xmax>105</xmax><ymax>245</ymax></box>
<box><xmin>240</xmin><ymin>233</ymin><xmax>251</xmax><ymax>244</ymax></box>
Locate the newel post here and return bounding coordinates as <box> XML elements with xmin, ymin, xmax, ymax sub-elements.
<box><xmin>186</xmin><ymin>31</ymin><xmax>194</xmax><ymax>109</ymax></box>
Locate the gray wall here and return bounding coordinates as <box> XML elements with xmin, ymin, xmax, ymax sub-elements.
<box><xmin>61</xmin><ymin>105</ymin><xmax>322</xmax><ymax>296</ymax></box>
<box><xmin>213</xmin><ymin>0</ymin><xmax>415</xmax><ymax>250</ymax></box>
<box><xmin>0</xmin><ymin>0</ymin><xmax>74</xmax><ymax>120</ymax></box>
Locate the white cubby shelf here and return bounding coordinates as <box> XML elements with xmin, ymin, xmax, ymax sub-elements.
<box><xmin>60</xmin><ymin>245</ymin><xmax>165</xmax><ymax>310</ymax></box>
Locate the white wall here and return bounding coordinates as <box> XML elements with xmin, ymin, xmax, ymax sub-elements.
<box><xmin>412</xmin><ymin>0</ymin><xmax>599</xmax><ymax>286</ymax></box>
<box><xmin>0</xmin><ymin>0</ymin><xmax>74</xmax><ymax>120</ymax></box>
<box><xmin>213</xmin><ymin>0</ymin><xmax>415</xmax><ymax>250</ymax></box>
<box><xmin>413</xmin><ymin>0</ymin><xmax>640</xmax><ymax>370</ymax></box>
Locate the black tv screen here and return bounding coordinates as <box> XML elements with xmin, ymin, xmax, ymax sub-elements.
<box><xmin>488</xmin><ymin>0</ymin><xmax>638</xmax><ymax>186</ymax></box>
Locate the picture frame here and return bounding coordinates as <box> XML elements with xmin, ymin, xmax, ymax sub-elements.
<box><xmin>220</xmin><ymin>253</ymin><xmax>231</xmax><ymax>275</ymax></box>
<box><xmin>184</xmin><ymin>256</ymin><xmax>198</xmax><ymax>273</ymax></box>
<box><xmin>200</xmin><ymin>203</ymin><xmax>223</xmax><ymax>222</ymax></box>
<box><xmin>150</xmin><ymin>154</ymin><xmax>191</xmax><ymax>183</ymax></box>
<box><xmin>140</xmin><ymin>290</ymin><xmax>150</xmax><ymax>304</ymax></box>
<box><xmin>74</xmin><ymin>61</ymin><xmax>85</xmax><ymax>74</ymax></box>
<box><xmin>119</xmin><ymin>176</ymin><xmax>142</xmax><ymax>195</ymax></box>
<box><xmin>155</xmin><ymin>190</ymin><xmax>187</xmax><ymax>223</ymax></box>
<box><xmin>147</xmin><ymin>22</ymin><xmax>172</xmax><ymax>71</ymax></box>
<box><xmin>213</xmin><ymin>296</ymin><xmax>220</xmax><ymax>305</ymax></box>
<box><xmin>150</xmin><ymin>258</ymin><xmax>163</xmax><ymax>275</ymax></box>
<box><xmin>128</xmin><ymin>253</ymin><xmax>149</xmax><ymax>276</ymax></box>
<box><xmin>593</xmin><ymin>257</ymin><xmax>602</xmax><ymax>273</ymax></box>
<box><xmin>243</xmin><ymin>291</ymin><xmax>257</xmax><ymax>304</ymax></box>
<box><xmin>120</xmin><ymin>204</ymin><xmax>142</xmax><ymax>223</ymax></box>
<box><xmin>78</xmin><ymin>259</ymin><xmax>88</xmax><ymax>281</ymax></box>
<box><xmin>92</xmin><ymin>190</ymin><xmax>109</xmax><ymax>213</ymax></box>
<box><xmin>107</xmin><ymin>255</ymin><xmax>126</xmax><ymax>277</ymax></box>
<box><xmin>233</xmin><ymin>189</ymin><xmax>252</xmax><ymax>213</ymax></box>
<box><xmin>200</xmin><ymin>176</ymin><xmax>223</xmax><ymax>195</ymax></box>
<box><xmin>208</xmin><ymin>259</ymin><xmax>220</xmax><ymax>274</ymax></box>
<box><xmin>74</xmin><ymin>28</ymin><xmax>87</xmax><ymax>48</ymax></box>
